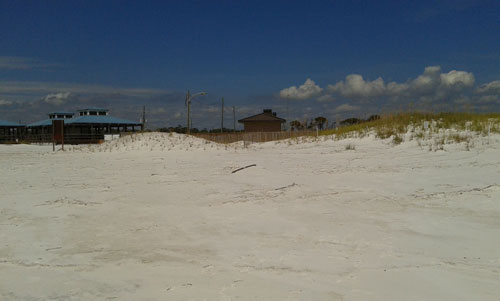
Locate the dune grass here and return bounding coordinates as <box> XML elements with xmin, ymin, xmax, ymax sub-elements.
<box><xmin>160</xmin><ymin>112</ymin><xmax>500</xmax><ymax>151</ymax></box>
<box><xmin>321</xmin><ymin>112</ymin><xmax>500</xmax><ymax>139</ymax></box>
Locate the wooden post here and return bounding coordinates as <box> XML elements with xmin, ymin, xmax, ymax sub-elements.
<box><xmin>61</xmin><ymin>122</ymin><xmax>64</xmax><ymax>151</ymax></box>
<box><xmin>52</xmin><ymin>120</ymin><xmax>64</xmax><ymax>150</ymax></box>
<box><xmin>52</xmin><ymin>123</ymin><xmax>55</xmax><ymax>151</ymax></box>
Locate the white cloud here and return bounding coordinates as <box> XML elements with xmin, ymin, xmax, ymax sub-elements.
<box><xmin>317</xmin><ymin>94</ymin><xmax>335</xmax><ymax>102</ymax></box>
<box><xmin>323</xmin><ymin>66</ymin><xmax>476</xmax><ymax>102</ymax></box>
<box><xmin>279</xmin><ymin>78</ymin><xmax>323</xmax><ymax>100</ymax></box>
<box><xmin>476</xmin><ymin>80</ymin><xmax>500</xmax><ymax>95</ymax></box>
<box><xmin>0</xmin><ymin>56</ymin><xmax>60</xmax><ymax>70</ymax></box>
<box><xmin>0</xmin><ymin>81</ymin><xmax>169</xmax><ymax>98</ymax></box>
<box><xmin>153</xmin><ymin>108</ymin><xmax>166</xmax><ymax>114</ymax></box>
<box><xmin>334</xmin><ymin>103</ymin><xmax>360</xmax><ymax>113</ymax></box>
<box><xmin>453</xmin><ymin>96</ymin><xmax>471</xmax><ymax>105</ymax></box>
<box><xmin>203</xmin><ymin>106</ymin><xmax>220</xmax><ymax>113</ymax></box>
<box><xmin>327</xmin><ymin>75</ymin><xmax>385</xmax><ymax>99</ymax></box>
<box><xmin>407</xmin><ymin>66</ymin><xmax>441</xmax><ymax>94</ymax></box>
<box><xmin>391</xmin><ymin>67</ymin><xmax>475</xmax><ymax>100</ymax></box>
<box><xmin>477</xmin><ymin>95</ymin><xmax>499</xmax><ymax>104</ymax></box>
<box><xmin>43</xmin><ymin>92</ymin><xmax>71</xmax><ymax>105</ymax></box>
<box><xmin>440</xmin><ymin>70</ymin><xmax>475</xmax><ymax>89</ymax></box>
<box><xmin>0</xmin><ymin>99</ymin><xmax>13</xmax><ymax>106</ymax></box>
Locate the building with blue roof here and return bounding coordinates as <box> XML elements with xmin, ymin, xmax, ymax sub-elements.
<box><xmin>0</xmin><ymin>119</ymin><xmax>24</xmax><ymax>142</ymax></box>
<box><xmin>26</xmin><ymin>108</ymin><xmax>143</xmax><ymax>144</ymax></box>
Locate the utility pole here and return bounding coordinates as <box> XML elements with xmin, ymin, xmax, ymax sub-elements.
<box><xmin>221</xmin><ymin>97</ymin><xmax>224</xmax><ymax>133</ymax></box>
<box><xmin>186</xmin><ymin>90</ymin><xmax>191</xmax><ymax>134</ymax></box>
<box><xmin>185</xmin><ymin>90</ymin><xmax>207</xmax><ymax>134</ymax></box>
<box><xmin>233</xmin><ymin>106</ymin><xmax>236</xmax><ymax>132</ymax></box>
<box><xmin>286</xmin><ymin>94</ymin><xmax>290</xmax><ymax>132</ymax></box>
<box><xmin>142</xmin><ymin>105</ymin><xmax>146</xmax><ymax>130</ymax></box>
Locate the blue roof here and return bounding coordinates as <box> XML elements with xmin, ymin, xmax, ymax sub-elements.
<box><xmin>48</xmin><ymin>112</ymin><xmax>74</xmax><ymax>115</ymax></box>
<box><xmin>27</xmin><ymin>115</ymin><xmax>141</xmax><ymax>127</ymax></box>
<box><xmin>0</xmin><ymin>119</ymin><xmax>23</xmax><ymax>127</ymax></box>
<box><xmin>77</xmin><ymin>107</ymin><xmax>108</xmax><ymax>112</ymax></box>
<box><xmin>68</xmin><ymin>115</ymin><xmax>141</xmax><ymax>125</ymax></box>
<box><xmin>27</xmin><ymin>118</ymin><xmax>62</xmax><ymax>127</ymax></box>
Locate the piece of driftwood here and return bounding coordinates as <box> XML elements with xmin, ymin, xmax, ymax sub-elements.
<box><xmin>274</xmin><ymin>183</ymin><xmax>297</xmax><ymax>190</ymax></box>
<box><xmin>232</xmin><ymin>164</ymin><xmax>256</xmax><ymax>173</ymax></box>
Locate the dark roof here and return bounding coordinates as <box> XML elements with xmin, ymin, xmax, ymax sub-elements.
<box><xmin>27</xmin><ymin>118</ymin><xmax>66</xmax><ymax>127</ymax></box>
<box><xmin>77</xmin><ymin>107</ymin><xmax>108</xmax><ymax>112</ymax></box>
<box><xmin>48</xmin><ymin>112</ymin><xmax>74</xmax><ymax>115</ymax></box>
<box><xmin>0</xmin><ymin>119</ymin><xmax>23</xmax><ymax>127</ymax></box>
<box><xmin>238</xmin><ymin>110</ymin><xmax>286</xmax><ymax>123</ymax></box>
<box><xmin>68</xmin><ymin>115</ymin><xmax>141</xmax><ymax>125</ymax></box>
<box><xmin>27</xmin><ymin>115</ymin><xmax>141</xmax><ymax>127</ymax></box>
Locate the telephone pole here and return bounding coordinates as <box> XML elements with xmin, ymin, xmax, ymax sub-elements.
<box><xmin>221</xmin><ymin>97</ymin><xmax>224</xmax><ymax>133</ymax></box>
<box><xmin>185</xmin><ymin>90</ymin><xmax>207</xmax><ymax>134</ymax></box>
<box><xmin>233</xmin><ymin>106</ymin><xmax>236</xmax><ymax>132</ymax></box>
<box><xmin>286</xmin><ymin>94</ymin><xmax>290</xmax><ymax>132</ymax></box>
<box><xmin>186</xmin><ymin>90</ymin><xmax>191</xmax><ymax>134</ymax></box>
<box><xmin>142</xmin><ymin>105</ymin><xmax>146</xmax><ymax>130</ymax></box>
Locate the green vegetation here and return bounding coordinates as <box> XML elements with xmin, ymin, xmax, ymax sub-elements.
<box><xmin>345</xmin><ymin>143</ymin><xmax>356</xmax><ymax>150</ymax></box>
<box><xmin>193</xmin><ymin>112</ymin><xmax>499</xmax><ymax>150</ymax></box>
<box><xmin>320</xmin><ymin>112</ymin><xmax>500</xmax><ymax>141</ymax></box>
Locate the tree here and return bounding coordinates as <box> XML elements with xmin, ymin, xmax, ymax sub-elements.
<box><xmin>340</xmin><ymin>118</ymin><xmax>362</xmax><ymax>126</ymax></box>
<box><xmin>366</xmin><ymin>115</ymin><xmax>380</xmax><ymax>122</ymax></box>
<box><xmin>314</xmin><ymin>116</ymin><xmax>328</xmax><ymax>130</ymax></box>
<box><xmin>290</xmin><ymin>120</ymin><xmax>303</xmax><ymax>131</ymax></box>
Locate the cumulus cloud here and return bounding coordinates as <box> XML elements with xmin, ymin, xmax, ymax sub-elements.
<box><xmin>42</xmin><ymin>92</ymin><xmax>72</xmax><ymax>105</ymax></box>
<box><xmin>0</xmin><ymin>99</ymin><xmax>14</xmax><ymax>106</ymax></box>
<box><xmin>440</xmin><ymin>70</ymin><xmax>475</xmax><ymax>90</ymax></box>
<box><xmin>279</xmin><ymin>78</ymin><xmax>323</xmax><ymax>100</ymax></box>
<box><xmin>323</xmin><ymin>66</ymin><xmax>475</xmax><ymax>102</ymax></box>
<box><xmin>388</xmin><ymin>67</ymin><xmax>475</xmax><ymax>101</ymax></box>
<box><xmin>334</xmin><ymin>103</ymin><xmax>360</xmax><ymax>113</ymax></box>
<box><xmin>317</xmin><ymin>94</ymin><xmax>335</xmax><ymax>102</ymax></box>
<box><xmin>476</xmin><ymin>80</ymin><xmax>500</xmax><ymax>95</ymax></box>
<box><xmin>327</xmin><ymin>75</ymin><xmax>386</xmax><ymax>99</ymax></box>
<box><xmin>406</xmin><ymin>66</ymin><xmax>442</xmax><ymax>94</ymax></box>
<box><xmin>476</xmin><ymin>95</ymin><xmax>499</xmax><ymax>104</ymax></box>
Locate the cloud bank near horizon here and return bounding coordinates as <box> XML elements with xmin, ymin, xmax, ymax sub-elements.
<box><xmin>0</xmin><ymin>56</ymin><xmax>61</xmax><ymax>70</ymax></box>
<box><xmin>1</xmin><ymin>66</ymin><xmax>500</xmax><ymax>129</ymax></box>
<box><xmin>280</xmin><ymin>66</ymin><xmax>498</xmax><ymax>110</ymax></box>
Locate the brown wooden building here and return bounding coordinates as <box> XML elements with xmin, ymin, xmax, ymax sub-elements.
<box><xmin>238</xmin><ymin>109</ymin><xmax>286</xmax><ymax>132</ymax></box>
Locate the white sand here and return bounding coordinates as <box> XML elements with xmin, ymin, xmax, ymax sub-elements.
<box><xmin>1</xmin><ymin>133</ymin><xmax>499</xmax><ymax>300</ymax></box>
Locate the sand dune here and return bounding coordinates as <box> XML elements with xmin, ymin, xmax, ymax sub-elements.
<box><xmin>1</xmin><ymin>133</ymin><xmax>499</xmax><ymax>300</ymax></box>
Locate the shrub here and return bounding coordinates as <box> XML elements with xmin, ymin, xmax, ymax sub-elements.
<box><xmin>345</xmin><ymin>143</ymin><xmax>356</xmax><ymax>150</ymax></box>
<box><xmin>393</xmin><ymin>134</ymin><xmax>403</xmax><ymax>145</ymax></box>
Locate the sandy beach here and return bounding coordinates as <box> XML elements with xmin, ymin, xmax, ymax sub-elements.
<box><xmin>1</xmin><ymin>133</ymin><xmax>499</xmax><ymax>300</ymax></box>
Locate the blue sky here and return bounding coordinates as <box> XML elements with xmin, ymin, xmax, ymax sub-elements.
<box><xmin>1</xmin><ymin>0</ymin><xmax>500</xmax><ymax>128</ymax></box>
